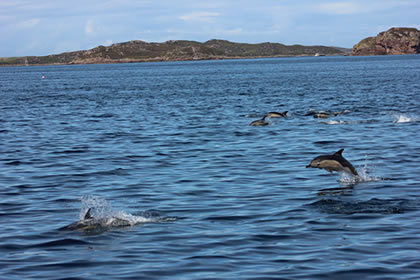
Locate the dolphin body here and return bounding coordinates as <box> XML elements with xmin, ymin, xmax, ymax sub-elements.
<box><xmin>60</xmin><ymin>208</ymin><xmax>132</xmax><ymax>232</ymax></box>
<box><xmin>266</xmin><ymin>111</ymin><xmax>288</xmax><ymax>118</ymax></box>
<box><xmin>305</xmin><ymin>110</ymin><xmax>346</xmax><ymax>118</ymax></box>
<box><xmin>249</xmin><ymin>115</ymin><xmax>269</xmax><ymax>126</ymax></box>
<box><xmin>313</xmin><ymin>112</ymin><xmax>337</xmax><ymax>118</ymax></box>
<box><xmin>306</xmin><ymin>149</ymin><xmax>358</xmax><ymax>176</ymax></box>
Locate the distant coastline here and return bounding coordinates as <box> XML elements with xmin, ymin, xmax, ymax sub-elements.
<box><xmin>2</xmin><ymin>27</ymin><xmax>419</xmax><ymax>67</ymax></box>
<box><xmin>0</xmin><ymin>39</ymin><xmax>350</xmax><ymax>67</ymax></box>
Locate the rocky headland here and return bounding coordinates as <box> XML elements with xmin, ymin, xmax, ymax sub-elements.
<box><xmin>352</xmin><ymin>27</ymin><xmax>420</xmax><ymax>56</ymax></box>
<box><xmin>0</xmin><ymin>40</ymin><xmax>348</xmax><ymax>66</ymax></box>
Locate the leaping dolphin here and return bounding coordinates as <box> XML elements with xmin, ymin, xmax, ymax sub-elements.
<box><xmin>306</xmin><ymin>149</ymin><xmax>358</xmax><ymax>176</ymax></box>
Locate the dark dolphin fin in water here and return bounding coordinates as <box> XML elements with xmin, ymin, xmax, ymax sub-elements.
<box><xmin>60</xmin><ymin>208</ymin><xmax>94</xmax><ymax>231</ymax></box>
<box><xmin>84</xmin><ymin>208</ymin><xmax>92</xmax><ymax>220</ymax></box>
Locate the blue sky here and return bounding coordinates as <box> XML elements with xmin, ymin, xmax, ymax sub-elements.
<box><xmin>1</xmin><ymin>0</ymin><xmax>419</xmax><ymax>57</ymax></box>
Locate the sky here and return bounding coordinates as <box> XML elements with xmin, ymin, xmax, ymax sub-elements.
<box><xmin>1</xmin><ymin>0</ymin><xmax>419</xmax><ymax>57</ymax></box>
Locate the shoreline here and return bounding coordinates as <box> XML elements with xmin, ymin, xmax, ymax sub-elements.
<box><xmin>0</xmin><ymin>39</ymin><xmax>350</xmax><ymax>67</ymax></box>
<box><xmin>0</xmin><ymin>53</ymin><xmax>349</xmax><ymax>67</ymax></box>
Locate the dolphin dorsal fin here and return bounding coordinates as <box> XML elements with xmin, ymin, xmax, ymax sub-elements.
<box><xmin>283</xmin><ymin>111</ymin><xmax>288</xmax><ymax>115</ymax></box>
<box><xmin>84</xmin><ymin>208</ymin><xmax>92</xmax><ymax>220</ymax></box>
<box><xmin>335</xmin><ymin>149</ymin><xmax>344</xmax><ymax>155</ymax></box>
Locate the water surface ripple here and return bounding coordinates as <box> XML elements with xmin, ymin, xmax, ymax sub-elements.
<box><xmin>1</xmin><ymin>55</ymin><xmax>420</xmax><ymax>279</ymax></box>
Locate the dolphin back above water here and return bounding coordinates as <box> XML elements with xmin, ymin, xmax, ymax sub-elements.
<box><xmin>306</xmin><ymin>149</ymin><xmax>358</xmax><ymax>176</ymax></box>
<box><xmin>61</xmin><ymin>207</ymin><xmax>177</xmax><ymax>233</ymax></box>
<box><xmin>60</xmin><ymin>208</ymin><xmax>132</xmax><ymax>232</ymax></box>
<box><xmin>266</xmin><ymin>111</ymin><xmax>288</xmax><ymax>118</ymax></box>
<box><xmin>249</xmin><ymin>115</ymin><xmax>269</xmax><ymax>126</ymax></box>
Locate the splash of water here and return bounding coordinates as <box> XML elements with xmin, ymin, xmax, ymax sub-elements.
<box><xmin>322</xmin><ymin>120</ymin><xmax>347</xmax><ymax>125</ymax></box>
<box><xmin>338</xmin><ymin>159</ymin><xmax>382</xmax><ymax>185</ymax></box>
<box><xmin>321</xmin><ymin>119</ymin><xmax>378</xmax><ymax>125</ymax></box>
<box><xmin>393</xmin><ymin>114</ymin><xmax>416</xmax><ymax>123</ymax></box>
<box><xmin>79</xmin><ymin>195</ymin><xmax>175</xmax><ymax>227</ymax></box>
<box><xmin>80</xmin><ymin>195</ymin><xmax>112</xmax><ymax>220</ymax></box>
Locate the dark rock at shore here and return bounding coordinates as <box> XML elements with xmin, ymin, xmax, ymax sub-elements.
<box><xmin>352</xmin><ymin>27</ymin><xmax>420</xmax><ymax>56</ymax></box>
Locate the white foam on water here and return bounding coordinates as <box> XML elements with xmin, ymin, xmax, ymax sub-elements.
<box><xmin>322</xmin><ymin>120</ymin><xmax>347</xmax><ymax>125</ymax></box>
<box><xmin>79</xmin><ymin>196</ymin><xmax>173</xmax><ymax>227</ymax></box>
<box><xmin>393</xmin><ymin>114</ymin><xmax>415</xmax><ymax>123</ymax></box>
<box><xmin>338</xmin><ymin>160</ymin><xmax>382</xmax><ymax>185</ymax></box>
<box><xmin>321</xmin><ymin>119</ymin><xmax>378</xmax><ymax>125</ymax></box>
<box><xmin>111</xmin><ymin>210</ymin><xmax>155</xmax><ymax>225</ymax></box>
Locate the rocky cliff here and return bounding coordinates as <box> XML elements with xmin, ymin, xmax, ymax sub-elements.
<box><xmin>0</xmin><ymin>40</ymin><xmax>348</xmax><ymax>66</ymax></box>
<box><xmin>352</xmin><ymin>27</ymin><xmax>420</xmax><ymax>56</ymax></box>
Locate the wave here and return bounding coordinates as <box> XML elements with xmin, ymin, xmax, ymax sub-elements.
<box><xmin>310</xmin><ymin>198</ymin><xmax>411</xmax><ymax>214</ymax></box>
<box><xmin>321</xmin><ymin>119</ymin><xmax>378</xmax><ymax>125</ymax></box>
<box><xmin>321</xmin><ymin>120</ymin><xmax>349</xmax><ymax>125</ymax></box>
<box><xmin>319</xmin><ymin>114</ymin><xmax>418</xmax><ymax>125</ymax></box>
<box><xmin>30</xmin><ymin>238</ymin><xmax>92</xmax><ymax>248</ymax></box>
<box><xmin>240</xmin><ymin>113</ymin><xmax>261</xmax><ymax>118</ymax></box>
<box><xmin>305</xmin><ymin>109</ymin><xmax>352</xmax><ymax>116</ymax></box>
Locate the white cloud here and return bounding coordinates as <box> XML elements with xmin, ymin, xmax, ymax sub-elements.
<box><xmin>53</xmin><ymin>40</ymin><xmax>82</xmax><ymax>54</ymax></box>
<box><xmin>220</xmin><ymin>28</ymin><xmax>243</xmax><ymax>35</ymax></box>
<box><xmin>0</xmin><ymin>15</ymin><xmax>14</xmax><ymax>24</ymax></box>
<box><xmin>179</xmin><ymin>11</ymin><xmax>220</xmax><ymax>21</ymax></box>
<box><xmin>104</xmin><ymin>39</ymin><xmax>113</xmax><ymax>46</ymax></box>
<box><xmin>319</xmin><ymin>2</ymin><xmax>361</xmax><ymax>15</ymax></box>
<box><xmin>16</xmin><ymin>18</ymin><xmax>40</xmax><ymax>29</ymax></box>
<box><xmin>85</xmin><ymin>19</ymin><xmax>94</xmax><ymax>35</ymax></box>
<box><xmin>0</xmin><ymin>1</ymin><xmax>22</xmax><ymax>9</ymax></box>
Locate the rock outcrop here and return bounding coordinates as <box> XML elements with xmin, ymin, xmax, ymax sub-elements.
<box><xmin>352</xmin><ymin>27</ymin><xmax>420</xmax><ymax>56</ymax></box>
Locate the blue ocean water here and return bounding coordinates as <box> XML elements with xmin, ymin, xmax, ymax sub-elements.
<box><xmin>1</xmin><ymin>55</ymin><xmax>420</xmax><ymax>279</ymax></box>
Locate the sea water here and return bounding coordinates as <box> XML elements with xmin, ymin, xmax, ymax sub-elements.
<box><xmin>1</xmin><ymin>55</ymin><xmax>420</xmax><ymax>279</ymax></box>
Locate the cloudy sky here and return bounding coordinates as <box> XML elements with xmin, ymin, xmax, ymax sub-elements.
<box><xmin>1</xmin><ymin>0</ymin><xmax>419</xmax><ymax>57</ymax></box>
